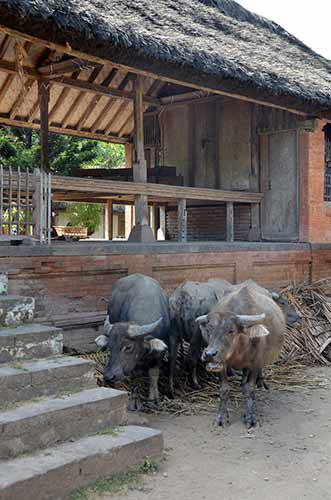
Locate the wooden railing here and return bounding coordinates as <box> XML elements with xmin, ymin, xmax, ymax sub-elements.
<box><xmin>52</xmin><ymin>175</ymin><xmax>263</xmax><ymax>243</ymax></box>
<box><xmin>0</xmin><ymin>167</ymin><xmax>51</xmax><ymax>244</ymax></box>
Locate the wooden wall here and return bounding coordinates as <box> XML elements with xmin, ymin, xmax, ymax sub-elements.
<box><xmin>155</xmin><ymin>96</ymin><xmax>306</xmax><ymax>242</ymax></box>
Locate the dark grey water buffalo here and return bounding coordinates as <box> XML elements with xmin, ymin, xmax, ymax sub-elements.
<box><xmin>197</xmin><ymin>285</ymin><xmax>286</xmax><ymax>428</ymax></box>
<box><xmin>95</xmin><ymin>274</ymin><xmax>178</xmax><ymax>404</ymax></box>
<box><xmin>169</xmin><ymin>280</ymin><xmax>232</xmax><ymax>388</ymax></box>
<box><xmin>229</xmin><ymin>279</ymin><xmax>300</xmax><ymax>327</ymax></box>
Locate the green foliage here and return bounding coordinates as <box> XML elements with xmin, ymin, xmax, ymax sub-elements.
<box><xmin>67</xmin><ymin>203</ymin><xmax>103</xmax><ymax>235</ymax></box>
<box><xmin>0</xmin><ymin>126</ymin><xmax>125</xmax><ymax>176</ymax></box>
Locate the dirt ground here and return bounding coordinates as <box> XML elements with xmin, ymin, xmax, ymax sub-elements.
<box><xmin>102</xmin><ymin>367</ymin><xmax>331</xmax><ymax>500</ymax></box>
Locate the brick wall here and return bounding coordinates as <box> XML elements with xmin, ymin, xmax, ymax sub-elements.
<box><xmin>0</xmin><ymin>244</ymin><xmax>321</xmax><ymax>320</ymax></box>
<box><xmin>166</xmin><ymin>204</ymin><xmax>252</xmax><ymax>241</ymax></box>
<box><xmin>300</xmin><ymin>120</ymin><xmax>331</xmax><ymax>242</ymax></box>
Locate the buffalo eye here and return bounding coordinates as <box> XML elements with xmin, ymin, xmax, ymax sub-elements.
<box><xmin>122</xmin><ymin>344</ymin><xmax>134</xmax><ymax>353</ymax></box>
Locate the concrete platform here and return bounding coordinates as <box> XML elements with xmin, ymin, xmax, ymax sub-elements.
<box><xmin>0</xmin><ymin>426</ymin><xmax>163</xmax><ymax>500</ymax></box>
<box><xmin>0</xmin><ymin>324</ymin><xmax>63</xmax><ymax>363</ymax></box>
<box><xmin>0</xmin><ymin>295</ymin><xmax>35</xmax><ymax>326</ymax></box>
<box><xmin>0</xmin><ymin>356</ymin><xmax>96</xmax><ymax>407</ymax></box>
<box><xmin>0</xmin><ymin>387</ymin><xmax>128</xmax><ymax>460</ymax></box>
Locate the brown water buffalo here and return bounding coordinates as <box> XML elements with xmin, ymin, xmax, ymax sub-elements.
<box><xmin>197</xmin><ymin>285</ymin><xmax>286</xmax><ymax>428</ymax></box>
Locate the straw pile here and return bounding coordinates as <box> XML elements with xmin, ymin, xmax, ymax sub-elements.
<box><xmin>81</xmin><ymin>279</ymin><xmax>331</xmax><ymax>415</ymax></box>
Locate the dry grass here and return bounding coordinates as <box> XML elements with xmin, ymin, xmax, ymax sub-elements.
<box><xmin>80</xmin><ymin>279</ymin><xmax>331</xmax><ymax>415</ymax></box>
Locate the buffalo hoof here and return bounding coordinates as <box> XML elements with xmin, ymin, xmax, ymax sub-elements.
<box><xmin>215</xmin><ymin>413</ymin><xmax>229</xmax><ymax>427</ymax></box>
<box><xmin>191</xmin><ymin>380</ymin><xmax>201</xmax><ymax>390</ymax></box>
<box><xmin>244</xmin><ymin>414</ymin><xmax>257</xmax><ymax>429</ymax></box>
<box><xmin>128</xmin><ymin>398</ymin><xmax>144</xmax><ymax>412</ymax></box>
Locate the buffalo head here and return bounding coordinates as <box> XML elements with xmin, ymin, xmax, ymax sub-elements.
<box><xmin>271</xmin><ymin>292</ymin><xmax>301</xmax><ymax>327</ymax></box>
<box><xmin>197</xmin><ymin>312</ymin><xmax>268</xmax><ymax>372</ymax></box>
<box><xmin>95</xmin><ymin>316</ymin><xmax>166</xmax><ymax>384</ymax></box>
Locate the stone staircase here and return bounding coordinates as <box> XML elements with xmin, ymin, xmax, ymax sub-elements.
<box><xmin>0</xmin><ymin>273</ymin><xmax>163</xmax><ymax>500</ymax></box>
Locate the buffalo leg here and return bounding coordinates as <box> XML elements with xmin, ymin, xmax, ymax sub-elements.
<box><xmin>242</xmin><ymin>369</ymin><xmax>257</xmax><ymax>428</ymax></box>
<box><xmin>216</xmin><ymin>369</ymin><xmax>230</xmax><ymax>426</ymax></box>
<box><xmin>148</xmin><ymin>366</ymin><xmax>160</xmax><ymax>403</ymax></box>
<box><xmin>256</xmin><ymin>368</ymin><xmax>269</xmax><ymax>390</ymax></box>
<box><xmin>168</xmin><ymin>334</ymin><xmax>179</xmax><ymax>399</ymax></box>
<box><xmin>128</xmin><ymin>385</ymin><xmax>144</xmax><ymax>412</ymax></box>
<box><xmin>189</xmin><ymin>325</ymin><xmax>203</xmax><ymax>389</ymax></box>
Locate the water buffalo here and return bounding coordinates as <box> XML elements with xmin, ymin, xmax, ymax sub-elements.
<box><xmin>169</xmin><ymin>280</ymin><xmax>232</xmax><ymax>388</ymax></box>
<box><xmin>95</xmin><ymin>274</ymin><xmax>178</xmax><ymax>405</ymax></box>
<box><xmin>197</xmin><ymin>285</ymin><xmax>286</xmax><ymax>428</ymax></box>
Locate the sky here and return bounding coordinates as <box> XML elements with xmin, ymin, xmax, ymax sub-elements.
<box><xmin>236</xmin><ymin>0</ymin><xmax>331</xmax><ymax>60</ymax></box>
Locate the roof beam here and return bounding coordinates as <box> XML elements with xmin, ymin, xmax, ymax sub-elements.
<box><xmin>0</xmin><ymin>115</ymin><xmax>129</xmax><ymax>143</ymax></box>
<box><xmin>38</xmin><ymin>58</ymin><xmax>100</xmax><ymax>78</ymax></box>
<box><xmin>0</xmin><ymin>60</ymin><xmax>159</xmax><ymax>106</ymax></box>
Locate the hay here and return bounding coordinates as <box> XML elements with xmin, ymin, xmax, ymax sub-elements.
<box><xmin>80</xmin><ymin>279</ymin><xmax>331</xmax><ymax>415</ymax></box>
<box><xmin>280</xmin><ymin>279</ymin><xmax>331</xmax><ymax>366</ymax></box>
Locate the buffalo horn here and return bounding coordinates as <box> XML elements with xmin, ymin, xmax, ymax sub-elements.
<box><xmin>236</xmin><ymin>313</ymin><xmax>266</xmax><ymax>327</ymax></box>
<box><xmin>128</xmin><ymin>318</ymin><xmax>163</xmax><ymax>338</ymax></box>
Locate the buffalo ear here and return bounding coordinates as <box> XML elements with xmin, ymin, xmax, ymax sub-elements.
<box><xmin>247</xmin><ymin>325</ymin><xmax>270</xmax><ymax>338</ymax></box>
<box><xmin>104</xmin><ymin>316</ymin><xmax>113</xmax><ymax>336</ymax></box>
<box><xmin>196</xmin><ymin>314</ymin><xmax>208</xmax><ymax>325</ymax></box>
<box><xmin>148</xmin><ymin>338</ymin><xmax>168</xmax><ymax>354</ymax></box>
<box><xmin>95</xmin><ymin>334</ymin><xmax>108</xmax><ymax>351</ymax></box>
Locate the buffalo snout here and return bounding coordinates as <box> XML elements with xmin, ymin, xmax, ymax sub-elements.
<box><xmin>202</xmin><ymin>348</ymin><xmax>218</xmax><ymax>362</ymax></box>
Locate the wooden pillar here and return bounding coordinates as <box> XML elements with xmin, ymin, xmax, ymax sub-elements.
<box><xmin>105</xmin><ymin>200</ymin><xmax>113</xmax><ymax>240</ymax></box>
<box><xmin>125</xmin><ymin>143</ymin><xmax>133</xmax><ymax>168</ymax></box>
<box><xmin>38</xmin><ymin>80</ymin><xmax>50</xmax><ymax>173</ymax></box>
<box><xmin>128</xmin><ymin>75</ymin><xmax>154</xmax><ymax>242</ymax></box>
<box><xmin>177</xmin><ymin>198</ymin><xmax>187</xmax><ymax>242</ymax></box>
<box><xmin>249</xmin><ymin>203</ymin><xmax>261</xmax><ymax>241</ymax></box>
<box><xmin>226</xmin><ymin>202</ymin><xmax>234</xmax><ymax>242</ymax></box>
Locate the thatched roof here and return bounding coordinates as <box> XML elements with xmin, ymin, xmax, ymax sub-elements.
<box><xmin>0</xmin><ymin>0</ymin><xmax>331</xmax><ymax>116</ymax></box>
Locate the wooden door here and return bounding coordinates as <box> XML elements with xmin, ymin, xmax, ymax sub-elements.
<box><xmin>261</xmin><ymin>130</ymin><xmax>299</xmax><ymax>241</ymax></box>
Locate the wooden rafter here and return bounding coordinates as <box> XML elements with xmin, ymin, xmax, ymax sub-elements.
<box><xmin>48</xmin><ymin>70</ymin><xmax>81</xmax><ymax>123</ymax></box>
<box><xmin>90</xmin><ymin>72</ymin><xmax>132</xmax><ymax>134</ymax></box>
<box><xmin>0</xmin><ymin>35</ymin><xmax>11</xmax><ymax>59</ymax></box>
<box><xmin>61</xmin><ymin>65</ymin><xmax>104</xmax><ymax>129</ymax></box>
<box><xmin>76</xmin><ymin>68</ymin><xmax>118</xmax><ymax>131</ymax></box>
<box><xmin>38</xmin><ymin>58</ymin><xmax>100</xmax><ymax>78</ymax></box>
<box><xmin>9</xmin><ymin>77</ymin><xmax>35</xmax><ymax>119</ymax></box>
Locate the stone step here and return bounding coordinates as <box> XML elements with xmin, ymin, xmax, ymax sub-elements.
<box><xmin>0</xmin><ymin>273</ymin><xmax>8</xmax><ymax>295</ymax></box>
<box><xmin>0</xmin><ymin>356</ymin><xmax>96</xmax><ymax>408</ymax></box>
<box><xmin>0</xmin><ymin>387</ymin><xmax>128</xmax><ymax>460</ymax></box>
<box><xmin>0</xmin><ymin>295</ymin><xmax>35</xmax><ymax>326</ymax></box>
<box><xmin>0</xmin><ymin>426</ymin><xmax>163</xmax><ymax>500</ymax></box>
<box><xmin>0</xmin><ymin>324</ymin><xmax>63</xmax><ymax>363</ymax></box>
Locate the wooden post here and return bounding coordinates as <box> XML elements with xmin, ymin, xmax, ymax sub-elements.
<box><xmin>128</xmin><ymin>75</ymin><xmax>154</xmax><ymax>242</ymax></box>
<box><xmin>249</xmin><ymin>203</ymin><xmax>261</xmax><ymax>241</ymax></box>
<box><xmin>107</xmin><ymin>200</ymin><xmax>113</xmax><ymax>240</ymax></box>
<box><xmin>32</xmin><ymin>168</ymin><xmax>41</xmax><ymax>240</ymax></box>
<box><xmin>38</xmin><ymin>80</ymin><xmax>50</xmax><ymax>173</ymax></box>
<box><xmin>125</xmin><ymin>143</ymin><xmax>133</xmax><ymax>168</ymax></box>
<box><xmin>226</xmin><ymin>201</ymin><xmax>234</xmax><ymax>242</ymax></box>
<box><xmin>177</xmin><ymin>198</ymin><xmax>187</xmax><ymax>242</ymax></box>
